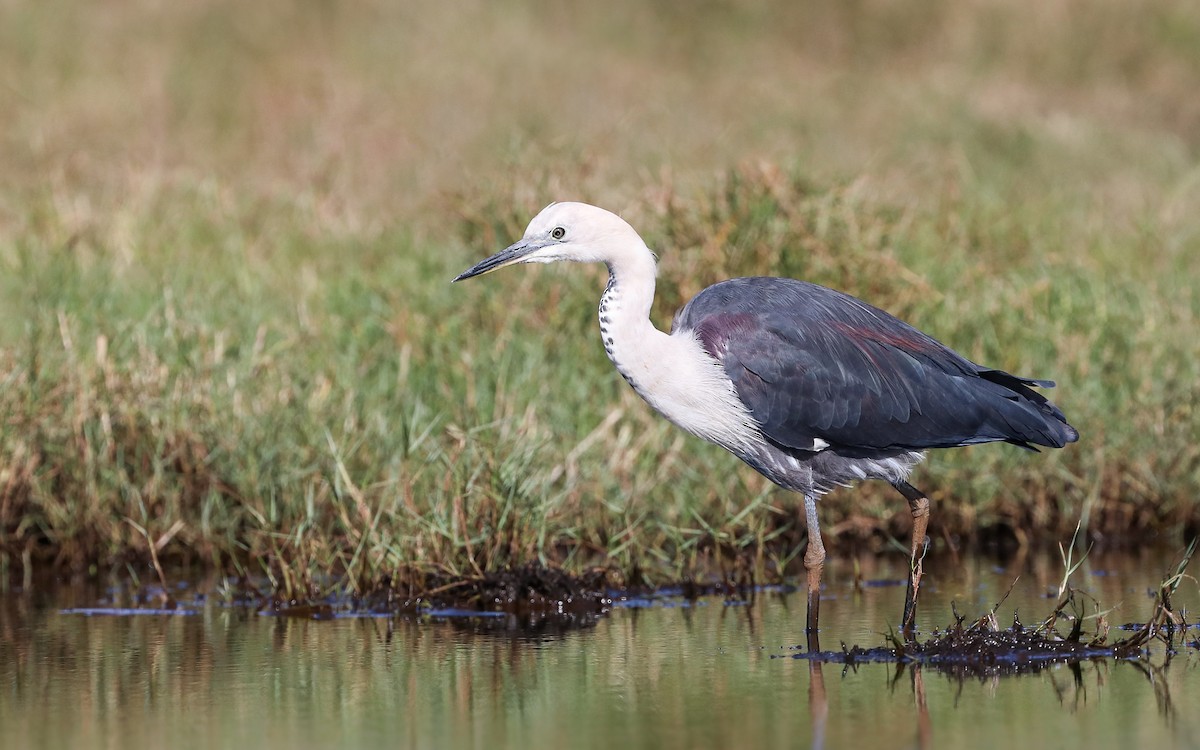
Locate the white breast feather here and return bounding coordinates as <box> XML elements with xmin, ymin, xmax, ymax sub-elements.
<box><xmin>631</xmin><ymin>332</ymin><xmax>766</xmax><ymax>455</ymax></box>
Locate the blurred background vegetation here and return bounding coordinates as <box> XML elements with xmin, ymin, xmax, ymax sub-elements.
<box><xmin>1</xmin><ymin>0</ymin><xmax>1198</xmax><ymax>588</ymax></box>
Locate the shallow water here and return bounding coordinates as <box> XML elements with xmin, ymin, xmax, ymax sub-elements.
<box><xmin>2</xmin><ymin>550</ymin><xmax>1198</xmax><ymax>750</ymax></box>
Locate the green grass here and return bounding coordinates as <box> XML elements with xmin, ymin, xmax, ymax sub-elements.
<box><xmin>1</xmin><ymin>0</ymin><xmax>1198</xmax><ymax>588</ymax></box>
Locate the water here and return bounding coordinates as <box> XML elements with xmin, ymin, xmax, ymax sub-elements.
<box><xmin>2</xmin><ymin>550</ymin><xmax>1198</xmax><ymax>750</ymax></box>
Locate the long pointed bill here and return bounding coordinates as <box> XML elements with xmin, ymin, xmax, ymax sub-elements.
<box><xmin>452</xmin><ymin>238</ymin><xmax>551</xmax><ymax>282</ymax></box>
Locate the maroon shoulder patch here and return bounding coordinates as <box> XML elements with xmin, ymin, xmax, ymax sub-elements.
<box><xmin>694</xmin><ymin>313</ymin><xmax>759</xmax><ymax>360</ymax></box>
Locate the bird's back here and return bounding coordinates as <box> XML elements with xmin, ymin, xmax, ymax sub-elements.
<box><xmin>672</xmin><ymin>277</ymin><xmax>1079</xmax><ymax>456</ymax></box>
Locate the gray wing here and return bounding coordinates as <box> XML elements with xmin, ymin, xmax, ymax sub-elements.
<box><xmin>673</xmin><ymin>278</ymin><xmax>1078</xmax><ymax>454</ymax></box>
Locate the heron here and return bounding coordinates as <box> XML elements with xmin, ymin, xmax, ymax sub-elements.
<box><xmin>454</xmin><ymin>201</ymin><xmax>1078</xmax><ymax>647</ymax></box>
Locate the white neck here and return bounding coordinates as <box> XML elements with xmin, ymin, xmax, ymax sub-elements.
<box><xmin>598</xmin><ymin>249</ymin><xmax>669</xmax><ymax>387</ymax></box>
<box><xmin>596</xmin><ymin>246</ymin><xmax>763</xmax><ymax>455</ymax></box>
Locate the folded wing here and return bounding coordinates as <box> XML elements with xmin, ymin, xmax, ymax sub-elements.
<box><xmin>674</xmin><ymin>277</ymin><xmax>1078</xmax><ymax>455</ymax></box>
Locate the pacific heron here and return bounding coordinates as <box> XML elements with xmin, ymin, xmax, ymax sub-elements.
<box><xmin>454</xmin><ymin>201</ymin><xmax>1078</xmax><ymax>647</ymax></box>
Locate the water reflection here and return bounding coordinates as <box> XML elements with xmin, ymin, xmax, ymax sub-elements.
<box><xmin>1</xmin><ymin>550</ymin><xmax>1197</xmax><ymax>750</ymax></box>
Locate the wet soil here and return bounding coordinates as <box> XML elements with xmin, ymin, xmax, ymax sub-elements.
<box><xmin>258</xmin><ymin>563</ymin><xmax>616</xmax><ymax>629</ymax></box>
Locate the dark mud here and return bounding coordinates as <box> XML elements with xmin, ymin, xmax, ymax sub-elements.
<box><xmin>257</xmin><ymin>563</ymin><xmax>616</xmax><ymax>630</ymax></box>
<box><xmin>255</xmin><ymin>562</ymin><xmax>771</xmax><ymax>626</ymax></box>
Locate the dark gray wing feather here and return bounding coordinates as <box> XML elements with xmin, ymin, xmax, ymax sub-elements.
<box><xmin>673</xmin><ymin>278</ymin><xmax>1079</xmax><ymax>454</ymax></box>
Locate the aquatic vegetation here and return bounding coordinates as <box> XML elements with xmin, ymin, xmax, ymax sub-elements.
<box><xmin>791</xmin><ymin>539</ymin><xmax>1198</xmax><ymax>675</ymax></box>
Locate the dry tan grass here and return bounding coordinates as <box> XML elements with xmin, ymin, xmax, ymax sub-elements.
<box><xmin>3</xmin><ymin>0</ymin><xmax>1197</xmax><ymax>232</ymax></box>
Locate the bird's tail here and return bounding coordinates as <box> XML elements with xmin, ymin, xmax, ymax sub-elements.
<box><xmin>979</xmin><ymin>370</ymin><xmax>1079</xmax><ymax>449</ymax></box>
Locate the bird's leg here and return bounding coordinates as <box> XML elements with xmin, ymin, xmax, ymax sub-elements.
<box><xmin>893</xmin><ymin>481</ymin><xmax>931</xmax><ymax>636</ymax></box>
<box><xmin>803</xmin><ymin>492</ymin><xmax>826</xmax><ymax>652</ymax></box>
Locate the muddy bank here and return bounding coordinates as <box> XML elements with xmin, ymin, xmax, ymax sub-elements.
<box><xmin>254</xmin><ymin>563</ymin><xmax>617</xmax><ymax>630</ymax></box>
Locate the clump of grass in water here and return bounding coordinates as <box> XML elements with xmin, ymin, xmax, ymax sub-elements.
<box><xmin>794</xmin><ymin>536</ymin><xmax>1198</xmax><ymax>674</ymax></box>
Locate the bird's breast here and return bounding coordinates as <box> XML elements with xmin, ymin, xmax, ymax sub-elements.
<box><xmin>604</xmin><ymin>327</ymin><xmax>765</xmax><ymax>456</ymax></box>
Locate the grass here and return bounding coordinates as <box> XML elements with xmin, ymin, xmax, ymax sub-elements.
<box><xmin>1</xmin><ymin>0</ymin><xmax>1199</xmax><ymax>588</ymax></box>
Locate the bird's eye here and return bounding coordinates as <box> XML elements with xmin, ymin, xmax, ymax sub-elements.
<box><xmin>551</xmin><ymin>227</ymin><xmax>566</xmax><ymax>240</ymax></box>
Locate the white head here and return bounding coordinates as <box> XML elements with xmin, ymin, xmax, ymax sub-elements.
<box><xmin>453</xmin><ymin>202</ymin><xmax>649</xmax><ymax>281</ymax></box>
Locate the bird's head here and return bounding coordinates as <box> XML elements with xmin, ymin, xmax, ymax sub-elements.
<box><xmin>452</xmin><ymin>202</ymin><xmax>646</xmax><ymax>282</ymax></box>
